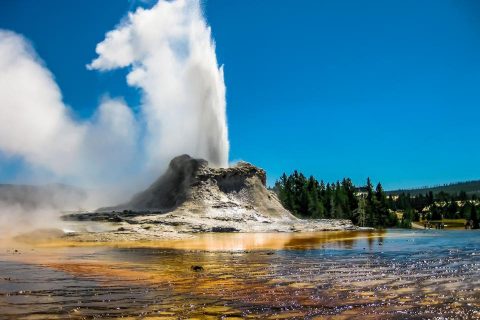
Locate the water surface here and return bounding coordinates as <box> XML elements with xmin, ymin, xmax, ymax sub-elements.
<box><xmin>1</xmin><ymin>230</ymin><xmax>479</xmax><ymax>319</ymax></box>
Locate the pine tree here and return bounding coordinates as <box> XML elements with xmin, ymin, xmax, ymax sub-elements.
<box><xmin>446</xmin><ymin>200</ymin><xmax>458</xmax><ymax>219</ymax></box>
<box><xmin>471</xmin><ymin>204</ymin><xmax>479</xmax><ymax>229</ymax></box>
<box><xmin>365</xmin><ymin>178</ymin><xmax>376</xmax><ymax>227</ymax></box>
<box><xmin>277</xmin><ymin>173</ymin><xmax>290</xmax><ymax>210</ymax></box>
<box><xmin>334</xmin><ymin>181</ymin><xmax>346</xmax><ymax>219</ymax></box>
<box><xmin>430</xmin><ymin>204</ymin><xmax>442</xmax><ymax>220</ymax></box>
<box><xmin>342</xmin><ymin>178</ymin><xmax>358</xmax><ymax>220</ymax></box>
<box><xmin>375</xmin><ymin>182</ymin><xmax>388</xmax><ymax>227</ymax></box>
<box><xmin>427</xmin><ymin>191</ymin><xmax>434</xmax><ymax>206</ymax></box>
<box><xmin>306</xmin><ymin>176</ymin><xmax>321</xmax><ymax>218</ymax></box>
<box><xmin>324</xmin><ymin>183</ymin><xmax>333</xmax><ymax>218</ymax></box>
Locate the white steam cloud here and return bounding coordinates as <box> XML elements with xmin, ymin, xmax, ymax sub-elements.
<box><xmin>0</xmin><ymin>0</ymin><xmax>229</xmax><ymax>236</ymax></box>
<box><xmin>0</xmin><ymin>31</ymin><xmax>140</xmax><ymax>186</ymax></box>
<box><xmin>88</xmin><ymin>0</ymin><xmax>229</xmax><ymax>171</ymax></box>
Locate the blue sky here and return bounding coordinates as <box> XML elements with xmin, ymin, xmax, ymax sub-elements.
<box><xmin>0</xmin><ymin>0</ymin><xmax>479</xmax><ymax>189</ymax></box>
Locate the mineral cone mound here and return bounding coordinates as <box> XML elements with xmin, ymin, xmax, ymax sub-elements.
<box><xmin>103</xmin><ymin>154</ymin><xmax>295</xmax><ymax>220</ymax></box>
<box><xmin>64</xmin><ymin>155</ymin><xmax>355</xmax><ymax>240</ymax></box>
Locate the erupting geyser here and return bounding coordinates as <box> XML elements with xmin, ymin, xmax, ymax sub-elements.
<box><xmin>0</xmin><ymin>0</ymin><xmax>229</xmax><ymax>205</ymax></box>
<box><xmin>0</xmin><ymin>0</ymin><xmax>229</xmax><ymax>234</ymax></box>
<box><xmin>88</xmin><ymin>0</ymin><xmax>230</xmax><ymax>168</ymax></box>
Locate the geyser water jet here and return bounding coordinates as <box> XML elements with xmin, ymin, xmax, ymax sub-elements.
<box><xmin>0</xmin><ymin>0</ymin><xmax>229</xmax><ymax>233</ymax></box>
<box><xmin>88</xmin><ymin>0</ymin><xmax>230</xmax><ymax>170</ymax></box>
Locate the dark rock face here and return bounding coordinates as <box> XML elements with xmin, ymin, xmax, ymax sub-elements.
<box><xmin>197</xmin><ymin>160</ymin><xmax>267</xmax><ymax>193</ymax></box>
<box><xmin>125</xmin><ymin>154</ymin><xmax>207</xmax><ymax>211</ymax></box>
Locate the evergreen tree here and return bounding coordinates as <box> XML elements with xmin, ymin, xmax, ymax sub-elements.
<box><xmin>430</xmin><ymin>204</ymin><xmax>442</xmax><ymax>220</ymax></box>
<box><xmin>413</xmin><ymin>210</ymin><xmax>420</xmax><ymax>222</ymax></box>
<box><xmin>375</xmin><ymin>183</ymin><xmax>388</xmax><ymax>227</ymax></box>
<box><xmin>459</xmin><ymin>191</ymin><xmax>468</xmax><ymax>202</ymax></box>
<box><xmin>446</xmin><ymin>200</ymin><xmax>459</xmax><ymax>219</ymax></box>
<box><xmin>274</xmin><ymin>170</ymin><xmax>476</xmax><ymax>229</ymax></box>
<box><xmin>399</xmin><ymin>207</ymin><xmax>413</xmax><ymax>228</ymax></box>
<box><xmin>276</xmin><ymin>173</ymin><xmax>291</xmax><ymax>211</ymax></box>
<box><xmin>426</xmin><ymin>191</ymin><xmax>434</xmax><ymax>206</ymax></box>
<box><xmin>365</xmin><ymin>178</ymin><xmax>376</xmax><ymax>227</ymax></box>
<box><xmin>342</xmin><ymin>178</ymin><xmax>358</xmax><ymax>223</ymax></box>
<box><xmin>471</xmin><ymin>204</ymin><xmax>479</xmax><ymax>229</ymax></box>
<box><xmin>460</xmin><ymin>203</ymin><xmax>469</xmax><ymax>219</ymax></box>
<box><xmin>324</xmin><ymin>183</ymin><xmax>333</xmax><ymax>218</ymax></box>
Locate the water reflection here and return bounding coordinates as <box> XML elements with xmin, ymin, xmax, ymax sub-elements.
<box><xmin>24</xmin><ymin>229</ymin><xmax>391</xmax><ymax>251</ymax></box>
<box><xmin>1</xmin><ymin>230</ymin><xmax>479</xmax><ymax>319</ymax></box>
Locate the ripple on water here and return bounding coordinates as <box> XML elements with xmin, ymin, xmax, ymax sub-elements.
<box><xmin>0</xmin><ymin>230</ymin><xmax>479</xmax><ymax>319</ymax></box>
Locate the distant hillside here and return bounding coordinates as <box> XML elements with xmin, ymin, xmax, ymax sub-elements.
<box><xmin>0</xmin><ymin>183</ymin><xmax>86</xmax><ymax>210</ymax></box>
<box><xmin>387</xmin><ymin>180</ymin><xmax>480</xmax><ymax>196</ymax></box>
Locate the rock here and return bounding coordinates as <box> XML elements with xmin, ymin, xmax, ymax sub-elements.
<box><xmin>109</xmin><ymin>215</ymin><xmax>123</xmax><ymax>222</ymax></box>
<box><xmin>211</xmin><ymin>226</ymin><xmax>239</xmax><ymax>232</ymax></box>
<box><xmin>100</xmin><ymin>155</ymin><xmax>207</xmax><ymax>212</ymax></box>
<box><xmin>99</xmin><ymin>155</ymin><xmax>276</xmax><ymax>211</ymax></box>
<box><xmin>94</xmin><ymin>154</ymin><xmax>296</xmax><ymax>221</ymax></box>
<box><xmin>191</xmin><ymin>265</ymin><xmax>204</xmax><ymax>272</ymax></box>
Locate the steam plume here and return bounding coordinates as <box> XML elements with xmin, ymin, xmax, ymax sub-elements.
<box><xmin>0</xmin><ymin>30</ymin><xmax>140</xmax><ymax>198</ymax></box>
<box><xmin>89</xmin><ymin>0</ymin><xmax>229</xmax><ymax>171</ymax></box>
<box><xmin>0</xmin><ymin>0</ymin><xmax>229</xmax><ymax>235</ymax></box>
<box><xmin>0</xmin><ymin>0</ymin><xmax>229</xmax><ymax>204</ymax></box>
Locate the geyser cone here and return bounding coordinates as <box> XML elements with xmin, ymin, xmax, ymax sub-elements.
<box><xmin>99</xmin><ymin>154</ymin><xmax>293</xmax><ymax>220</ymax></box>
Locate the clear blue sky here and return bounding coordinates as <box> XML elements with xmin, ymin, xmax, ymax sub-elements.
<box><xmin>0</xmin><ymin>0</ymin><xmax>479</xmax><ymax>189</ymax></box>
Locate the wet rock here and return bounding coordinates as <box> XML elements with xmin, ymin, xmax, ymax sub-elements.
<box><xmin>211</xmin><ymin>226</ymin><xmax>239</xmax><ymax>233</ymax></box>
<box><xmin>191</xmin><ymin>265</ymin><xmax>204</xmax><ymax>272</ymax></box>
<box><xmin>109</xmin><ymin>215</ymin><xmax>123</xmax><ymax>222</ymax></box>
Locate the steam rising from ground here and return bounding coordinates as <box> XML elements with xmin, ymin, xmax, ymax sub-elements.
<box><xmin>0</xmin><ymin>0</ymin><xmax>229</xmax><ymax>235</ymax></box>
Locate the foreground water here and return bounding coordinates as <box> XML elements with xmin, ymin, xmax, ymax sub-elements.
<box><xmin>0</xmin><ymin>230</ymin><xmax>479</xmax><ymax>319</ymax></box>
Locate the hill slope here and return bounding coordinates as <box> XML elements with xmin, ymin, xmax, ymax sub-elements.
<box><xmin>387</xmin><ymin>180</ymin><xmax>480</xmax><ymax>196</ymax></box>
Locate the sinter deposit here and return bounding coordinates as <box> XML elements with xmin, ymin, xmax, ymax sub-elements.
<box><xmin>63</xmin><ymin>155</ymin><xmax>355</xmax><ymax>241</ymax></box>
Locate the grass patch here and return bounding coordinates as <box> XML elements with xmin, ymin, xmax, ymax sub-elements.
<box><xmin>419</xmin><ymin>219</ymin><xmax>466</xmax><ymax>228</ymax></box>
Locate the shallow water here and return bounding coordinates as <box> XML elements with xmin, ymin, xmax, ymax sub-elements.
<box><xmin>1</xmin><ymin>230</ymin><xmax>479</xmax><ymax>319</ymax></box>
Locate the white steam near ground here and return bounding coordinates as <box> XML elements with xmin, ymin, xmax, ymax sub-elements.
<box><xmin>0</xmin><ymin>0</ymin><xmax>229</xmax><ymax>236</ymax></box>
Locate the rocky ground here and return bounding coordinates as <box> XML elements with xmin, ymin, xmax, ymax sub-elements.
<box><xmin>62</xmin><ymin>211</ymin><xmax>356</xmax><ymax>242</ymax></box>
<box><xmin>60</xmin><ymin>155</ymin><xmax>357</xmax><ymax>242</ymax></box>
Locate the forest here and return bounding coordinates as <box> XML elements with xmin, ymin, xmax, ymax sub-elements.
<box><xmin>273</xmin><ymin>171</ymin><xmax>480</xmax><ymax>229</ymax></box>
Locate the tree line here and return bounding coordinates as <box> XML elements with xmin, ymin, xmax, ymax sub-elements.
<box><xmin>273</xmin><ymin>171</ymin><xmax>480</xmax><ymax>229</ymax></box>
<box><xmin>389</xmin><ymin>191</ymin><xmax>479</xmax><ymax>228</ymax></box>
